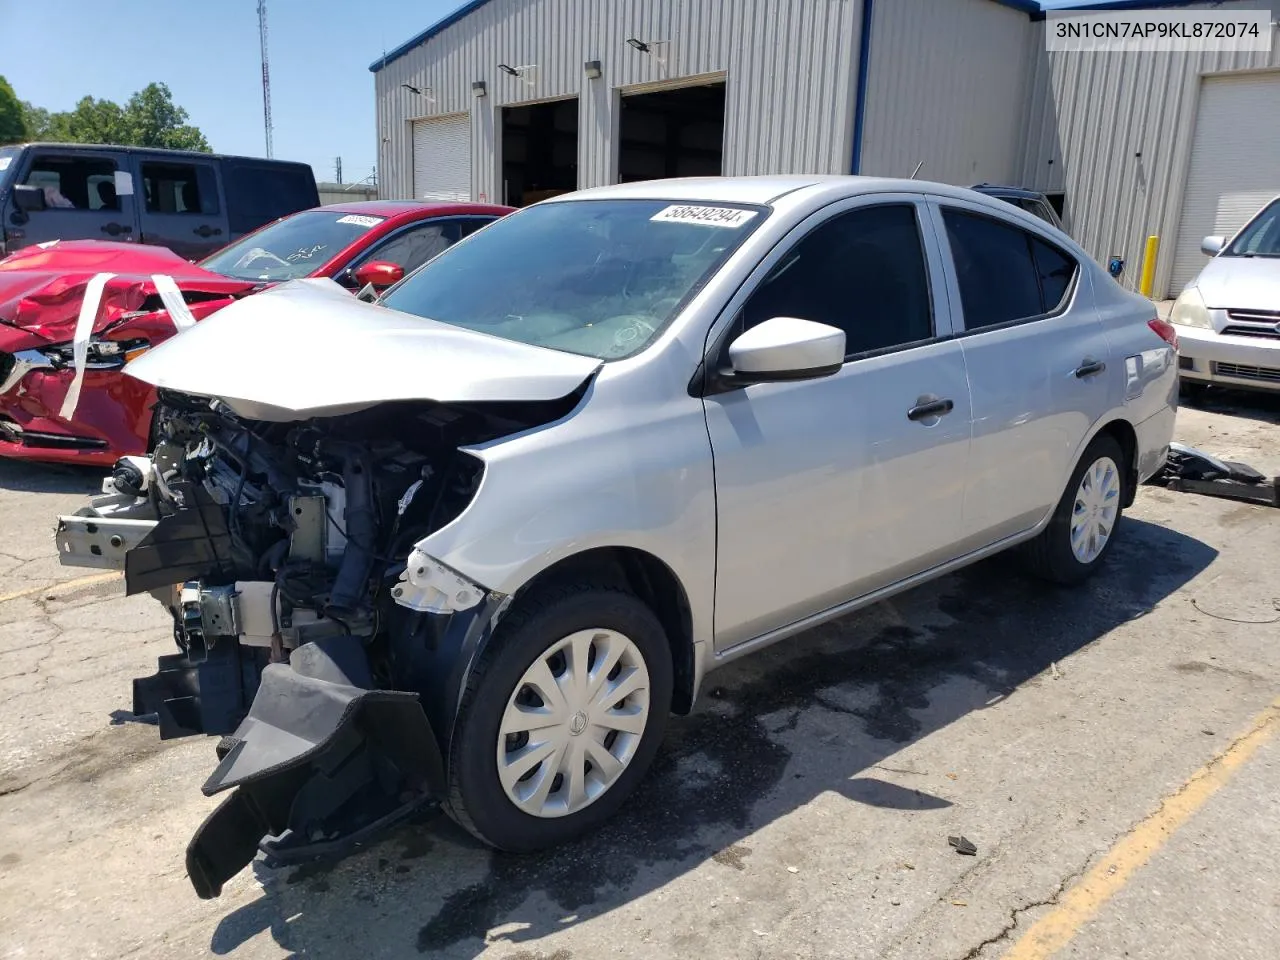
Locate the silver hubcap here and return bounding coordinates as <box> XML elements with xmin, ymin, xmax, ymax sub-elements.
<box><xmin>497</xmin><ymin>629</ymin><xmax>650</xmax><ymax>819</ymax></box>
<box><xmin>1070</xmin><ymin>455</ymin><xmax>1120</xmax><ymax>564</ymax></box>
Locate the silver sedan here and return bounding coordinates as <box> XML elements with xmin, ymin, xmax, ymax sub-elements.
<box><xmin>51</xmin><ymin>176</ymin><xmax>1177</xmax><ymax>896</ymax></box>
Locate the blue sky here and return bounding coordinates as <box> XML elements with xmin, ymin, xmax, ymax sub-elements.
<box><xmin>1</xmin><ymin>0</ymin><xmax>458</xmax><ymax>184</ymax></box>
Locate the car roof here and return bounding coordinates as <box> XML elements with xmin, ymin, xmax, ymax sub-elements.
<box><xmin>7</xmin><ymin>142</ymin><xmax>312</xmax><ymax>168</ymax></box>
<box><xmin>971</xmin><ymin>183</ymin><xmax>1047</xmax><ymax>201</ymax></box>
<box><xmin>315</xmin><ymin>199</ymin><xmax>515</xmax><ymax>218</ymax></box>
<box><xmin>555</xmin><ymin>175</ymin><xmax>1007</xmax><ymax>207</ymax></box>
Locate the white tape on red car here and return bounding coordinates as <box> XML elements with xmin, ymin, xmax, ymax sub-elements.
<box><xmin>58</xmin><ymin>272</ymin><xmax>117</xmax><ymax>421</ymax></box>
<box><xmin>151</xmin><ymin>274</ymin><xmax>198</xmax><ymax>331</ymax></box>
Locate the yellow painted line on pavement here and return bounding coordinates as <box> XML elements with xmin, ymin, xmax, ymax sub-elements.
<box><xmin>1005</xmin><ymin>696</ymin><xmax>1280</xmax><ymax>960</ymax></box>
<box><xmin>0</xmin><ymin>570</ymin><xmax>122</xmax><ymax>605</ymax></box>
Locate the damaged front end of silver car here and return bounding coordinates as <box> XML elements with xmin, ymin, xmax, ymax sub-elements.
<box><xmin>53</xmin><ymin>384</ymin><xmax>579</xmax><ymax>898</ymax></box>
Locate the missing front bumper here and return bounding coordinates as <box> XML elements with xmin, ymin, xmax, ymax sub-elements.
<box><xmin>184</xmin><ymin>637</ymin><xmax>445</xmax><ymax>899</ymax></box>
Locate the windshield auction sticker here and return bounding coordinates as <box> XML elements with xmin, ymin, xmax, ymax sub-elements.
<box><xmin>336</xmin><ymin>214</ymin><xmax>385</xmax><ymax>227</ymax></box>
<box><xmin>0</xmin><ymin>157</ymin><xmax>10</xmax><ymax>172</ymax></box>
<box><xmin>651</xmin><ymin>205</ymin><xmax>758</xmax><ymax>228</ymax></box>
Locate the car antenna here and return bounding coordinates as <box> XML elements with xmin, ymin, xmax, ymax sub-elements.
<box><xmin>909</xmin><ymin>160</ymin><xmax>925</xmax><ymax>180</ymax></box>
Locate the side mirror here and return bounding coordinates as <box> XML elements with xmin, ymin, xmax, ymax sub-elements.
<box><xmin>352</xmin><ymin>260</ymin><xmax>404</xmax><ymax>290</ymax></box>
<box><xmin>1201</xmin><ymin>235</ymin><xmax>1225</xmax><ymax>257</ymax></box>
<box><xmin>727</xmin><ymin>316</ymin><xmax>846</xmax><ymax>382</ymax></box>
<box><xmin>13</xmin><ymin>184</ymin><xmax>46</xmax><ymax>213</ymax></box>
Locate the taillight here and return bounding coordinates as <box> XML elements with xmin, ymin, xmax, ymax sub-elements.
<box><xmin>1148</xmin><ymin>317</ymin><xmax>1178</xmax><ymax>351</ymax></box>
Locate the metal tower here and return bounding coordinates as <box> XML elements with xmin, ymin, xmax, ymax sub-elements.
<box><xmin>258</xmin><ymin>0</ymin><xmax>273</xmax><ymax>158</ymax></box>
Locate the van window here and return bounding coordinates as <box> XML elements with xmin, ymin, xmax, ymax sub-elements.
<box><xmin>141</xmin><ymin>162</ymin><xmax>220</xmax><ymax>215</ymax></box>
<box><xmin>0</xmin><ymin>146</ymin><xmax>19</xmax><ymax>189</ymax></box>
<box><xmin>223</xmin><ymin>163</ymin><xmax>318</xmax><ymax>234</ymax></box>
<box><xmin>23</xmin><ymin>154</ymin><xmax>119</xmax><ymax>211</ymax></box>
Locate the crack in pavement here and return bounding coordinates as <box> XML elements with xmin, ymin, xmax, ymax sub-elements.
<box><xmin>949</xmin><ymin>865</ymin><xmax>1089</xmax><ymax>960</ymax></box>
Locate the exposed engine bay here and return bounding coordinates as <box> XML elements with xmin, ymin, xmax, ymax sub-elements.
<box><xmin>55</xmin><ymin>386</ymin><xmax>582</xmax><ymax>898</ymax></box>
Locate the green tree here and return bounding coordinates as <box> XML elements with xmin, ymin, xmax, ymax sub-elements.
<box><xmin>122</xmin><ymin>83</ymin><xmax>210</xmax><ymax>152</ymax></box>
<box><xmin>0</xmin><ymin>76</ymin><xmax>26</xmax><ymax>145</ymax></box>
<box><xmin>16</xmin><ymin>83</ymin><xmax>210</xmax><ymax>152</ymax></box>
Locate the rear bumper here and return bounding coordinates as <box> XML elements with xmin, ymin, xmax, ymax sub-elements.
<box><xmin>1134</xmin><ymin>403</ymin><xmax>1176</xmax><ymax>485</ymax></box>
<box><xmin>1176</xmin><ymin>325</ymin><xmax>1280</xmax><ymax>392</ymax></box>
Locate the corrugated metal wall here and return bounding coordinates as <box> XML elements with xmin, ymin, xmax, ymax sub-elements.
<box><xmin>1016</xmin><ymin>0</ymin><xmax>1280</xmax><ymax>299</ymax></box>
<box><xmin>859</xmin><ymin>0</ymin><xmax>1033</xmax><ymax>184</ymax></box>
<box><xmin>374</xmin><ymin>0</ymin><xmax>863</xmax><ymax>203</ymax></box>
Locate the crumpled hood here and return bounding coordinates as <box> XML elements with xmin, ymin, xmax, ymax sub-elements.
<box><xmin>124</xmin><ymin>278</ymin><xmax>603</xmax><ymax>421</ymax></box>
<box><xmin>1194</xmin><ymin>255</ymin><xmax>1280</xmax><ymax>311</ymax></box>
<box><xmin>0</xmin><ymin>240</ymin><xmax>254</xmax><ymax>344</ymax></box>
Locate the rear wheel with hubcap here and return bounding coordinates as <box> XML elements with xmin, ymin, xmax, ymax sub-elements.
<box><xmin>445</xmin><ymin>581</ymin><xmax>672</xmax><ymax>851</ymax></box>
<box><xmin>1024</xmin><ymin>433</ymin><xmax>1127</xmax><ymax>584</ymax></box>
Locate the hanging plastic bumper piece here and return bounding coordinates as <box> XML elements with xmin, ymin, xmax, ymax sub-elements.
<box><xmin>185</xmin><ymin>635</ymin><xmax>445</xmax><ymax>899</ymax></box>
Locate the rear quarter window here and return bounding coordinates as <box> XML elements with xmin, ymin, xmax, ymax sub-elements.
<box><xmin>222</xmin><ymin>161</ymin><xmax>320</xmax><ymax>234</ymax></box>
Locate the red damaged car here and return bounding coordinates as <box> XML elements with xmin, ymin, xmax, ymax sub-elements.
<box><xmin>0</xmin><ymin>200</ymin><xmax>512</xmax><ymax>466</ymax></box>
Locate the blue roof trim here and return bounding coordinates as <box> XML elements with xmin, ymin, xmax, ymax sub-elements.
<box><xmin>371</xmin><ymin>0</ymin><xmax>1214</xmax><ymax>73</ymax></box>
<box><xmin>369</xmin><ymin>0</ymin><xmax>495</xmax><ymax>72</ymax></box>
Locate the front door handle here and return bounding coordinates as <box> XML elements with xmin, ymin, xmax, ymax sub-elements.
<box><xmin>100</xmin><ymin>222</ymin><xmax>132</xmax><ymax>237</ymax></box>
<box><xmin>193</xmin><ymin>224</ymin><xmax>223</xmax><ymax>239</ymax></box>
<box><xmin>1074</xmin><ymin>359</ymin><xmax>1106</xmax><ymax>378</ymax></box>
<box><xmin>907</xmin><ymin>398</ymin><xmax>955</xmax><ymax>422</ymax></box>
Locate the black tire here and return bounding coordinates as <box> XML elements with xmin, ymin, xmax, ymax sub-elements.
<box><xmin>444</xmin><ymin>581</ymin><xmax>673</xmax><ymax>851</ymax></box>
<box><xmin>1023</xmin><ymin>433</ymin><xmax>1127</xmax><ymax>585</ymax></box>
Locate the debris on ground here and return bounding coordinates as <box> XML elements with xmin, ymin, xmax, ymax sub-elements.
<box><xmin>1151</xmin><ymin>442</ymin><xmax>1279</xmax><ymax>507</ymax></box>
<box><xmin>948</xmin><ymin>836</ymin><xmax>978</xmax><ymax>856</ymax></box>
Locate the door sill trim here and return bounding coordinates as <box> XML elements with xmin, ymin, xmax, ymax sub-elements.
<box><xmin>711</xmin><ymin>526</ymin><xmax>1041</xmax><ymax>667</ymax></box>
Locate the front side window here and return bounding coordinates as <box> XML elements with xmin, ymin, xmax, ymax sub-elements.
<box><xmin>379</xmin><ymin>199</ymin><xmax>766</xmax><ymax>360</ymax></box>
<box><xmin>200</xmin><ymin>209</ymin><xmax>385</xmax><ymax>281</ymax></box>
<box><xmin>741</xmin><ymin>204</ymin><xmax>933</xmax><ymax>356</ymax></box>
<box><xmin>23</xmin><ymin>154</ymin><xmax>118</xmax><ymax>211</ymax></box>
<box><xmin>943</xmin><ymin>209</ymin><xmax>1077</xmax><ymax>330</ymax></box>
<box><xmin>1224</xmin><ymin>199</ymin><xmax>1280</xmax><ymax>257</ymax></box>
<box><xmin>141</xmin><ymin>162</ymin><xmax>219</xmax><ymax>215</ymax></box>
<box><xmin>357</xmin><ymin>220</ymin><xmax>459</xmax><ymax>276</ymax></box>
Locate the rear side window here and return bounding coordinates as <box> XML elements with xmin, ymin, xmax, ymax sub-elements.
<box><xmin>141</xmin><ymin>162</ymin><xmax>220</xmax><ymax>215</ymax></box>
<box><xmin>223</xmin><ymin>163</ymin><xmax>319</xmax><ymax>233</ymax></box>
<box><xmin>23</xmin><ymin>154</ymin><xmax>119</xmax><ymax>211</ymax></box>
<box><xmin>943</xmin><ymin>209</ymin><xmax>1077</xmax><ymax>330</ymax></box>
<box><xmin>742</xmin><ymin>204</ymin><xmax>933</xmax><ymax>356</ymax></box>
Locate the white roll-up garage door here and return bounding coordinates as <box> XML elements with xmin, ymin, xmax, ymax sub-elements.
<box><xmin>1169</xmin><ymin>72</ymin><xmax>1280</xmax><ymax>295</ymax></box>
<box><xmin>411</xmin><ymin>114</ymin><xmax>471</xmax><ymax>201</ymax></box>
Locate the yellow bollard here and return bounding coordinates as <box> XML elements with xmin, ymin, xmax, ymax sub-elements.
<box><xmin>1139</xmin><ymin>235</ymin><xmax>1159</xmax><ymax>298</ymax></box>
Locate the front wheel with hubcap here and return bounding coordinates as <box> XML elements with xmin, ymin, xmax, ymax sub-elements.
<box><xmin>1023</xmin><ymin>433</ymin><xmax>1127</xmax><ymax>585</ymax></box>
<box><xmin>445</xmin><ymin>582</ymin><xmax>673</xmax><ymax>851</ymax></box>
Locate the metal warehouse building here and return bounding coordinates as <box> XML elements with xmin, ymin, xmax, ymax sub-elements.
<box><xmin>372</xmin><ymin>0</ymin><xmax>1280</xmax><ymax>299</ymax></box>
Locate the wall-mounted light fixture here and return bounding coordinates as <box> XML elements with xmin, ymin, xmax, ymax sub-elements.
<box><xmin>584</xmin><ymin>59</ymin><xmax>602</xmax><ymax>79</ymax></box>
<box><xmin>498</xmin><ymin>63</ymin><xmax>519</xmax><ymax>76</ymax></box>
<box><xmin>472</xmin><ymin>81</ymin><xmax>487</xmax><ymax>97</ymax></box>
<box><xmin>625</xmin><ymin>38</ymin><xmax>650</xmax><ymax>53</ymax></box>
<box><xmin>400</xmin><ymin>83</ymin><xmax>423</xmax><ymax>94</ymax></box>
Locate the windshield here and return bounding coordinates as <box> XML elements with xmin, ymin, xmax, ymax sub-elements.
<box><xmin>1224</xmin><ymin>199</ymin><xmax>1280</xmax><ymax>258</ymax></box>
<box><xmin>200</xmin><ymin>209</ymin><xmax>387</xmax><ymax>281</ymax></box>
<box><xmin>0</xmin><ymin>146</ymin><xmax>20</xmax><ymax>190</ymax></box>
<box><xmin>379</xmin><ymin>199</ymin><xmax>766</xmax><ymax>360</ymax></box>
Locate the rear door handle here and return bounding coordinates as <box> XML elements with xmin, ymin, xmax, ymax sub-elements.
<box><xmin>193</xmin><ymin>224</ymin><xmax>223</xmax><ymax>238</ymax></box>
<box><xmin>907</xmin><ymin>398</ymin><xmax>955</xmax><ymax>422</ymax></box>
<box><xmin>1074</xmin><ymin>359</ymin><xmax>1106</xmax><ymax>378</ymax></box>
<box><xmin>100</xmin><ymin>222</ymin><xmax>132</xmax><ymax>237</ymax></box>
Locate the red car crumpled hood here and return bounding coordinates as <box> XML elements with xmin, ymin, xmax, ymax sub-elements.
<box><xmin>0</xmin><ymin>240</ymin><xmax>256</xmax><ymax>346</ymax></box>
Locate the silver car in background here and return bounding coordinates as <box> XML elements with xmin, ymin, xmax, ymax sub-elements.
<box><xmin>1170</xmin><ymin>195</ymin><xmax>1280</xmax><ymax>394</ymax></box>
<box><xmin>49</xmin><ymin>176</ymin><xmax>1177</xmax><ymax>897</ymax></box>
